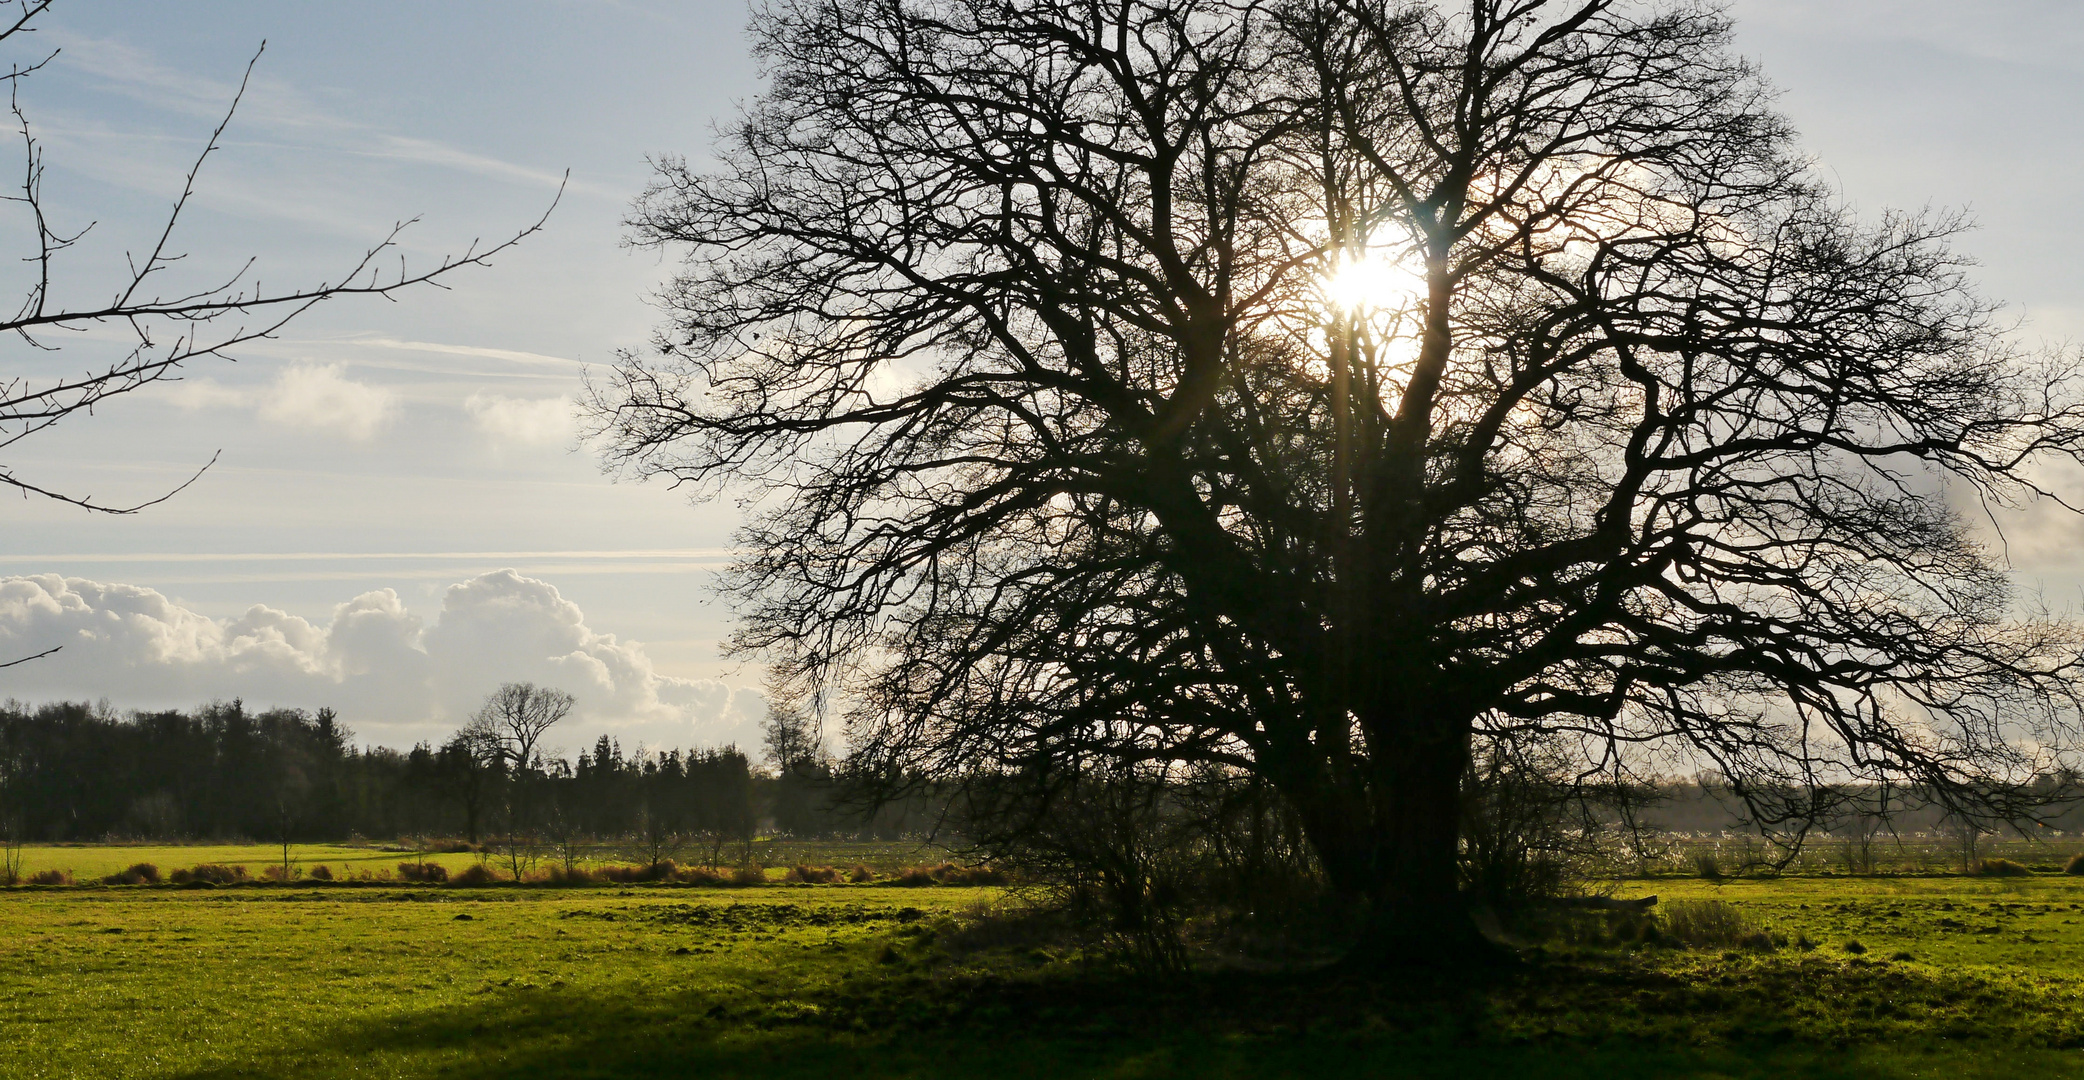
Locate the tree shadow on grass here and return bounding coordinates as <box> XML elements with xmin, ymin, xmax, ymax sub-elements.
<box><xmin>167</xmin><ymin>958</ymin><xmax>2084</xmax><ymax>1080</ymax></box>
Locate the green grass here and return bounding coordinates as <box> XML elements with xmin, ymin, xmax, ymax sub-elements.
<box><xmin>9</xmin><ymin>839</ymin><xmax>956</xmax><ymax>884</ymax></box>
<box><xmin>8</xmin><ymin>872</ymin><xmax>2084</xmax><ymax>1078</ymax></box>
<box><xmin>10</xmin><ymin>843</ymin><xmax>488</xmax><ymax>882</ymax></box>
<box><xmin>1651</xmin><ymin>836</ymin><xmax>2084</xmax><ymax>877</ymax></box>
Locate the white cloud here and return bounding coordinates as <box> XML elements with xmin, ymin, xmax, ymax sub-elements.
<box><xmin>341</xmin><ymin>336</ymin><xmax>581</xmax><ymax>368</ymax></box>
<box><xmin>465</xmin><ymin>392</ymin><xmax>573</xmax><ymax>446</ymax></box>
<box><xmin>260</xmin><ymin>363</ymin><xmax>396</xmax><ymax>440</ymax></box>
<box><xmin>0</xmin><ymin>571</ymin><xmax>765</xmax><ymax>752</ymax></box>
<box><xmin>167</xmin><ymin>362</ymin><xmax>396</xmax><ymax>441</ymax></box>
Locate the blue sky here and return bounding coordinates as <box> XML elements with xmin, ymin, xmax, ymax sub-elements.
<box><xmin>1</xmin><ymin>0</ymin><xmax>2081</xmax><ymax>753</ymax></box>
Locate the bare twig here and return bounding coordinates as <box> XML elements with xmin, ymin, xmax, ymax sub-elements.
<box><xmin>0</xmin><ymin>644</ymin><xmax>58</xmax><ymax>669</ymax></box>
<box><xmin>0</xmin><ymin>11</ymin><xmax>560</xmax><ymax>511</ymax></box>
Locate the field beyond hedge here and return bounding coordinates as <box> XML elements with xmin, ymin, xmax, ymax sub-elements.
<box><xmin>6</xmin><ymin>840</ymin><xmax>945</xmax><ymax>884</ymax></box>
<box><xmin>10</xmin><ymin>858</ymin><xmax>2084</xmax><ymax>1078</ymax></box>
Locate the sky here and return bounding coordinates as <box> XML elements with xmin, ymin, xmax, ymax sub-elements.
<box><xmin>1</xmin><ymin>0</ymin><xmax>2081</xmax><ymax>756</ymax></box>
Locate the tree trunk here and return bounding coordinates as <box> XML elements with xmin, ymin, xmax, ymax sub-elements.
<box><xmin>1295</xmin><ymin>722</ymin><xmax>1492</xmax><ymax>965</ymax></box>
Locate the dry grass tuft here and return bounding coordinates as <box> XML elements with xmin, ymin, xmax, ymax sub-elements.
<box><xmin>2067</xmin><ymin>853</ymin><xmax>2084</xmax><ymax>876</ymax></box>
<box><xmin>784</xmin><ymin>864</ymin><xmax>843</xmax><ymax>884</ymax></box>
<box><xmin>26</xmin><ymin>869</ymin><xmax>72</xmax><ymax>886</ymax></box>
<box><xmin>101</xmin><ymin>862</ymin><xmax>160</xmax><ymax>886</ymax></box>
<box><xmin>671</xmin><ymin>866</ymin><xmax>729</xmax><ymax>886</ymax></box>
<box><xmin>397</xmin><ymin>861</ymin><xmax>448</xmax><ymax>883</ymax></box>
<box><xmin>597</xmin><ymin>863</ymin><xmax>665</xmax><ymax>883</ymax></box>
<box><xmin>307</xmin><ymin>864</ymin><xmax>334</xmax><ymax>881</ymax></box>
<box><xmin>449</xmin><ymin>863</ymin><xmax>499</xmax><ymax>887</ymax></box>
<box><xmin>1975</xmin><ymin>857</ymin><xmax>2033</xmax><ymax>877</ymax></box>
<box><xmin>938</xmin><ymin>864</ymin><xmax>1009</xmax><ymax>886</ymax></box>
<box><xmin>848</xmin><ymin>864</ymin><xmax>877</xmax><ymax>883</ymax></box>
<box><xmin>894</xmin><ymin>864</ymin><xmax>943</xmax><ymax>887</ymax></box>
<box><xmin>1662</xmin><ymin>899</ymin><xmax>1766</xmax><ymax>949</ymax></box>
<box><xmin>893</xmin><ymin>862</ymin><xmax>1008</xmax><ymax>887</ymax></box>
<box><xmin>170</xmin><ymin>864</ymin><xmax>247</xmax><ymax>886</ymax></box>
<box><xmin>729</xmin><ymin>866</ymin><xmax>768</xmax><ymax>887</ymax></box>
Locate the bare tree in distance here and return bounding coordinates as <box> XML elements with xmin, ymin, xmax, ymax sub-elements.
<box><xmin>0</xmin><ymin>2</ymin><xmax>558</xmax><ymax>515</ymax></box>
<box><xmin>469</xmin><ymin>682</ymin><xmax>576</xmax><ymax>777</ymax></box>
<box><xmin>590</xmin><ymin>0</ymin><xmax>2084</xmax><ymax>960</ymax></box>
<box><xmin>761</xmin><ymin>704</ymin><xmax>821</xmax><ymax>775</ymax></box>
<box><xmin>465</xmin><ymin>682</ymin><xmax>575</xmax><ymax>880</ymax></box>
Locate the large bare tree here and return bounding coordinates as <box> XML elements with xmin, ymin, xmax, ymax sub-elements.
<box><xmin>589</xmin><ymin>0</ymin><xmax>2084</xmax><ymax>959</ymax></box>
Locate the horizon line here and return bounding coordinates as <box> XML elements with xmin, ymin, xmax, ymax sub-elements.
<box><xmin>0</xmin><ymin>550</ymin><xmax>734</xmax><ymax>564</ymax></box>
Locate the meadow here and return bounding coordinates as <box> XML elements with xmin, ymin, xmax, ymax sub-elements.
<box><xmin>5</xmin><ymin>840</ymin><xmax>945</xmax><ymax>885</ymax></box>
<box><xmin>8</xmin><ymin>849</ymin><xmax>2084</xmax><ymax>1078</ymax></box>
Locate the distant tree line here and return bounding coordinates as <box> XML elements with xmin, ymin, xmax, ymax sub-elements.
<box><xmin>0</xmin><ymin>696</ymin><xmax>913</xmax><ymax>848</ymax></box>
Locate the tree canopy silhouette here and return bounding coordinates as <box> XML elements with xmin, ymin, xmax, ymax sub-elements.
<box><xmin>589</xmin><ymin>0</ymin><xmax>2084</xmax><ymax>959</ymax></box>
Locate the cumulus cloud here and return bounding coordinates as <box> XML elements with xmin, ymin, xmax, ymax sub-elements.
<box><xmin>0</xmin><ymin>571</ymin><xmax>765</xmax><ymax>752</ymax></box>
<box><xmin>168</xmin><ymin>362</ymin><xmax>396</xmax><ymax>440</ymax></box>
<box><xmin>259</xmin><ymin>364</ymin><xmax>396</xmax><ymax>439</ymax></box>
<box><xmin>464</xmin><ymin>392</ymin><xmax>573</xmax><ymax>446</ymax></box>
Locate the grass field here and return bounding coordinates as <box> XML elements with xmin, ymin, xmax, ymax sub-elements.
<box><xmin>8</xmin><ymin>840</ymin><xmax>950</xmax><ymax>884</ymax></box>
<box><xmin>9</xmin><ymin>844</ymin><xmax>486</xmax><ymax>882</ymax></box>
<box><xmin>9</xmin><ymin>862</ymin><xmax>2084</xmax><ymax>1078</ymax></box>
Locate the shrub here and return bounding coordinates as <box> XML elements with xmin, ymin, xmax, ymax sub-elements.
<box><xmin>449</xmin><ymin>864</ymin><xmax>499</xmax><ymax>887</ymax></box>
<box><xmin>172</xmin><ymin>864</ymin><xmax>247</xmax><ymax>885</ymax></box>
<box><xmin>1975</xmin><ymin>857</ymin><xmax>2033</xmax><ymax>877</ymax></box>
<box><xmin>894</xmin><ymin>864</ymin><xmax>945</xmax><ymax>887</ymax></box>
<box><xmin>597</xmin><ymin>864</ymin><xmax>661</xmax><ymax>883</ymax></box>
<box><xmin>397</xmin><ymin>861</ymin><xmax>449</xmax><ymax>883</ymax></box>
<box><xmin>1693</xmin><ymin>853</ymin><xmax>1723</xmax><ymax>881</ymax></box>
<box><xmin>729</xmin><ymin>866</ymin><xmax>768</xmax><ymax>887</ymax></box>
<box><xmin>938</xmin><ymin>864</ymin><xmax>1009</xmax><ymax>886</ymax></box>
<box><xmin>430</xmin><ymin>839</ymin><xmax>475</xmax><ymax>853</ymax></box>
<box><xmin>1661</xmin><ymin>899</ymin><xmax>1764</xmax><ymax>949</ymax></box>
<box><xmin>848</xmin><ymin>864</ymin><xmax>877</xmax><ymax>883</ymax></box>
<box><xmin>671</xmin><ymin>866</ymin><xmax>728</xmax><ymax>886</ymax></box>
<box><xmin>102</xmin><ymin>862</ymin><xmax>161</xmax><ymax>886</ymax></box>
<box><xmin>889</xmin><ymin>862</ymin><xmax>1006</xmax><ymax>886</ymax></box>
<box><xmin>26</xmin><ymin>869</ymin><xmax>71</xmax><ymax>886</ymax></box>
<box><xmin>784</xmin><ymin>864</ymin><xmax>842</xmax><ymax>884</ymax></box>
<box><xmin>260</xmin><ymin>864</ymin><xmax>298</xmax><ymax>882</ymax></box>
<box><xmin>307</xmin><ymin>865</ymin><xmax>334</xmax><ymax>881</ymax></box>
<box><xmin>2067</xmin><ymin>853</ymin><xmax>2084</xmax><ymax>876</ymax></box>
<box><xmin>546</xmin><ymin>865</ymin><xmax>595</xmax><ymax>885</ymax></box>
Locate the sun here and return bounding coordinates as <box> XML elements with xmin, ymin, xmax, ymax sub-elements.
<box><xmin>1322</xmin><ymin>247</ymin><xmax>1427</xmax><ymax>315</ymax></box>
